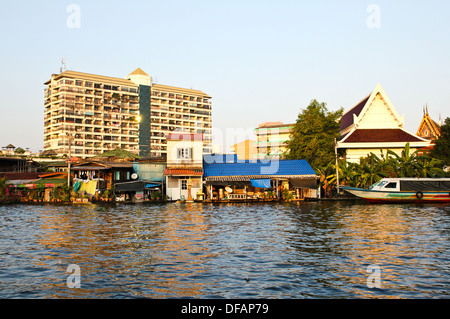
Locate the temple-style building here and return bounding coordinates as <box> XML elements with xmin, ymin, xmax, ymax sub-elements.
<box><xmin>416</xmin><ymin>105</ymin><xmax>442</xmax><ymax>141</ymax></box>
<box><xmin>337</xmin><ymin>84</ymin><xmax>431</xmax><ymax>163</ymax></box>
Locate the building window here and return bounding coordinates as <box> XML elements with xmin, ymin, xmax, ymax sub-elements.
<box><xmin>181</xmin><ymin>179</ymin><xmax>188</xmax><ymax>190</ymax></box>
<box><xmin>177</xmin><ymin>147</ymin><xmax>192</xmax><ymax>159</ymax></box>
<box><xmin>115</xmin><ymin>171</ymin><xmax>120</xmax><ymax>181</ymax></box>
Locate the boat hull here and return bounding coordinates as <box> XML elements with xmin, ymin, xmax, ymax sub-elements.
<box><xmin>341</xmin><ymin>186</ymin><xmax>450</xmax><ymax>203</ymax></box>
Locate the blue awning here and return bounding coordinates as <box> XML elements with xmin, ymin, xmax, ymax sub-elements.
<box><xmin>250</xmin><ymin>179</ymin><xmax>271</xmax><ymax>188</ymax></box>
<box><xmin>145</xmin><ymin>183</ymin><xmax>160</xmax><ymax>189</ymax></box>
<box><xmin>115</xmin><ymin>181</ymin><xmax>161</xmax><ymax>192</ymax></box>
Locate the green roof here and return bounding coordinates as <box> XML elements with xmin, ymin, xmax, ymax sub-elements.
<box><xmin>94</xmin><ymin>148</ymin><xmax>140</xmax><ymax>159</ymax></box>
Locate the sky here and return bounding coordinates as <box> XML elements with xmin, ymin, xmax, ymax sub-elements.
<box><xmin>0</xmin><ymin>0</ymin><xmax>449</xmax><ymax>153</ymax></box>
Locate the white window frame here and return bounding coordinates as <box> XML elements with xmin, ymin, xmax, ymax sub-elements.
<box><xmin>177</xmin><ymin>147</ymin><xmax>193</xmax><ymax>159</ymax></box>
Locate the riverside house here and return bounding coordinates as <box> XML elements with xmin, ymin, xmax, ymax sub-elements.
<box><xmin>203</xmin><ymin>158</ymin><xmax>319</xmax><ymax>201</ymax></box>
<box><xmin>164</xmin><ymin>133</ymin><xmax>204</xmax><ymax>201</ymax></box>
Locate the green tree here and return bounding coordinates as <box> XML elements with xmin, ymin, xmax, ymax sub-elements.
<box><xmin>430</xmin><ymin>117</ymin><xmax>450</xmax><ymax>165</ymax></box>
<box><xmin>386</xmin><ymin>143</ymin><xmax>418</xmax><ymax>177</ymax></box>
<box><xmin>285</xmin><ymin>99</ymin><xmax>343</xmax><ymax>170</ymax></box>
<box><xmin>14</xmin><ymin>147</ymin><xmax>25</xmax><ymax>155</ymax></box>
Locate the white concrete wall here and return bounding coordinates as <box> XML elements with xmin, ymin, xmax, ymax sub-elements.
<box><xmin>166</xmin><ymin>138</ymin><xmax>203</xmax><ymax>169</ymax></box>
<box><xmin>344</xmin><ymin>147</ymin><xmax>419</xmax><ymax>163</ymax></box>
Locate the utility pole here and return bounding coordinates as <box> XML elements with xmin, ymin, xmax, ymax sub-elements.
<box><xmin>67</xmin><ymin>141</ymin><xmax>71</xmax><ymax>187</ymax></box>
<box><xmin>64</xmin><ymin>133</ymin><xmax>73</xmax><ymax>187</ymax></box>
<box><xmin>334</xmin><ymin>138</ymin><xmax>340</xmax><ymax>196</ymax></box>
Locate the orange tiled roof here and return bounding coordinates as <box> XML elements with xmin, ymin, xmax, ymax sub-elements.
<box><xmin>164</xmin><ymin>169</ymin><xmax>203</xmax><ymax>176</ymax></box>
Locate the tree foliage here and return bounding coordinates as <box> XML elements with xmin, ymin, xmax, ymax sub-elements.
<box><xmin>284</xmin><ymin>99</ymin><xmax>343</xmax><ymax>170</ymax></box>
<box><xmin>14</xmin><ymin>147</ymin><xmax>25</xmax><ymax>155</ymax></box>
<box><xmin>430</xmin><ymin>117</ymin><xmax>450</xmax><ymax>165</ymax></box>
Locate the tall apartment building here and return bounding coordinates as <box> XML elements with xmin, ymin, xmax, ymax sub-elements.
<box><xmin>254</xmin><ymin>122</ymin><xmax>294</xmax><ymax>159</ymax></box>
<box><xmin>43</xmin><ymin>68</ymin><xmax>212</xmax><ymax>158</ymax></box>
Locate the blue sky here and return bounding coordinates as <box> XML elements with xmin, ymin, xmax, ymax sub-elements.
<box><xmin>0</xmin><ymin>0</ymin><xmax>449</xmax><ymax>152</ymax></box>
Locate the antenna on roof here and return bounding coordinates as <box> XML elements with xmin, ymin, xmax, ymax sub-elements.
<box><xmin>60</xmin><ymin>58</ymin><xmax>66</xmax><ymax>73</ymax></box>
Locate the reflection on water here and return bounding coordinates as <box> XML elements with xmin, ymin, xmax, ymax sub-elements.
<box><xmin>0</xmin><ymin>201</ymin><xmax>448</xmax><ymax>298</ymax></box>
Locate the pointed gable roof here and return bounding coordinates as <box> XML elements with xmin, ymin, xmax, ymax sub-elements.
<box><xmin>340</xmin><ymin>84</ymin><xmax>404</xmax><ymax>135</ymax></box>
<box><xmin>129</xmin><ymin>67</ymin><xmax>149</xmax><ymax>76</ymax></box>
<box><xmin>337</xmin><ymin>84</ymin><xmax>431</xmax><ymax>151</ymax></box>
<box><xmin>416</xmin><ymin>106</ymin><xmax>441</xmax><ymax>140</ymax></box>
<box><xmin>340</xmin><ymin>94</ymin><xmax>370</xmax><ymax>131</ymax></box>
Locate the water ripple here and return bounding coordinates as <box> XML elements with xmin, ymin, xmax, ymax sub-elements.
<box><xmin>0</xmin><ymin>201</ymin><xmax>448</xmax><ymax>298</ymax></box>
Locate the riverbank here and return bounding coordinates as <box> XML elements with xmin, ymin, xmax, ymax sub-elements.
<box><xmin>1</xmin><ymin>196</ymin><xmax>362</xmax><ymax>206</ymax></box>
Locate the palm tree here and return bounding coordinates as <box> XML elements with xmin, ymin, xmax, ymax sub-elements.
<box><xmin>386</xmin><ymin>143</ymin><xmax>419</xmax><ymax>177</ymax></box>
<box><xmin>413</xmin><ymin>154</ymin><xmax>446</xmax><ymax>177</ymax></box>
<box><xmin>348</xmin><ymin>153</ymin><xmax>386</xmax><ymax>188</ymax></box>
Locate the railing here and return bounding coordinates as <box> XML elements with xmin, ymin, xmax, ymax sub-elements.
<box><xmin>228</xmin><ymin>194</ymin><xmax>246</xmax><ymax>200</ymax></box>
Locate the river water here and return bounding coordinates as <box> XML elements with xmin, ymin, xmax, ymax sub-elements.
<box><xmin>0</xmin><ymin>201</ymin><xmax>448</xmax><ymax>299</ymax></box>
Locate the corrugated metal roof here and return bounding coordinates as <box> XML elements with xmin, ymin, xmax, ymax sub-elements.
<box><xmin>203</xmin><ymin>160</ymin><xmax>317</xmax><ymax>177</ymax></box>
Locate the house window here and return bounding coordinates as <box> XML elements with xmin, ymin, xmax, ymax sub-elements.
<box><xmin>177</xmin><ymin>147</ymin><xmax>193</xmax><ymax>159</ymax></box>
<box><xmin>181</xmin><ymin>179</ymin><xmax>188</xmax><ymax>190</ymax></box>
<box><xmin>115</xmin><ymin>171</ymin><xmax>120</xmax><ymax>181</ymax></box>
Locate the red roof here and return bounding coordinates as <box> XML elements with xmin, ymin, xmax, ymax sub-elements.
<box><xmin>341</xmin><ymin>129</ymin><xmax>423</xmax><ymax>143</ymax></box>
<box><xmin>164</xmin><ymin>169</ymin><xmax>203</xmax><ymax>176</ymax></box>
<box><xmin>166</xmin><ymin>133</ymin><xmax>203</xmax><ymax>141</ymax></box>
<box><xmin>0</xmin><ymin>172</ymin><xmax>41</xmax><ymax>180</ymax></box>
<box><xmin>340</xmin><ymin>95</ymin><xmax>370</xmax><ymax>131</ymax></box>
